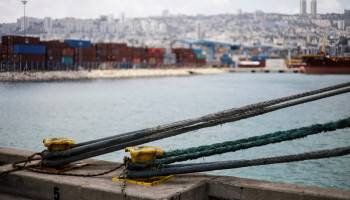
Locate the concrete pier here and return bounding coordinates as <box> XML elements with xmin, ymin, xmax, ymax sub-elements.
<box><xmin>230</xmin><ymin>68</ymin><xmax>301</xmax><ymax>74</ymax></box>
<box><xmin>1</xmin><ymin>147</ymin><xmax>349</xmax><ymax>200</ymax></box>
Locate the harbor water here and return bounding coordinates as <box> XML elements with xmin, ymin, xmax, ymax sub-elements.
<box><xmin>0</xmin><ymin>73</ymin><xmax>349</xmax><ymax>189</ymax></box>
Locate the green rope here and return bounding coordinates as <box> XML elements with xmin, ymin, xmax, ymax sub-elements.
<box><xmin>142</xmin><ymin>117</ymin><xmax>350</xmax><ymax>166</ymax></box>
<box><xmin>163</xmin><ymin>117</ymin><xmax>350</xmax><ymax>157</ymax></box>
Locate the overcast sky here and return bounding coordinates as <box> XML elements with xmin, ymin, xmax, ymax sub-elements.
<box><xmin>1</xmin><ymin>0</ymin><xmax>349</xmax><ymax>23</ymax></box>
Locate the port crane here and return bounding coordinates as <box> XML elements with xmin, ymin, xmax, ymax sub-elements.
<box><xmin>171</xmin><ymin>39</ymin><xmax>240</xmax><ymax>63</ymax></box>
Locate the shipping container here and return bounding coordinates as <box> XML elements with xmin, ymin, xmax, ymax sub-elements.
<box><xmin>47</xmin><ymin>48</ymin><xmax>62</xmax><ymax>57</ymax></box>
<box><xmin>62</xmin><ymin>56</ymin><xmax>74</xmax><ymax>65</ymax></box>
<box><xmin>40</xmin><ymin>40</ymin><xmax>67</xmax><ymax>48</ymax></box>
<box><xmin>62</xmin><ymin>48</ymin><xmax>74</xmax><ymax>56</ymax></box>
<box><xmin>13</xmin><ymin>54</ymin><xmax>46</xmax><ymax>62</ymax></box>
<box><xmin>14</xmin><ymin>44</ymin><xmax>46</xmax><ymax>55</ymax></box>
<box><xmin>192</xmin><ymin>49</ymin><xmax>206</xmax><ymax>59</ymax></box>
<box><xmin>74</xmin><ymin>46</ymin><xmax>96</xmax><ymax>62</ymax></box>
<box><xmin>47</xmin><ymin>55</ymin><xmax>61</xmax><ymax>62</ymax></box>
<box><xmin>95</xmin><ymin>43</ymin><xmax>130</xmax><ymax>61</ymax></box>
<box><xmin>148</xmin><ymin>48</ymin><xmax>165</xmax><ymax>58</ymax></box>
<box><xmin>64</xmin><ymin>39</ymin><xmax>92</xmax><ymax>48</ymax></box>
<box><xmin>2</xmin><ymin>35</ymin><xmax>40</xmax><ymax>45</ymax></box>
<box><xmin>1</xmin><ymin>45</ymin><xmax>14</xmax><ymax>55</ymax></box>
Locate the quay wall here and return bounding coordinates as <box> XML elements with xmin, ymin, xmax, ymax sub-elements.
<box><xmin>1</xmin><ymin>147</ymin><xmax>349</xmax><ymax>200</ymax></box>
<box><xmin>0</xmin><ymin>67</ymin><xmax>227</xmax><ymax>82</ymax></box>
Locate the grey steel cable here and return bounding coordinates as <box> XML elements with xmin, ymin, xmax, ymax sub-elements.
<box><xmin>41</xmin><ymin>86</ymin><xmax>350</xmax><ymax>167</ymax></box>
<box><xmin>44</xmin><ymin>82</ymin><xmax>350</xmax><ymax>160</ymax></box>
<box><xmin>125</xmin><ymin>146</ymin><xmax>350</xmax><ymax>179</ymax></box>
<box><xmin>74</xmin><ymin>81</ymin><xmax>350</xmax><ymax>147</ymax></box>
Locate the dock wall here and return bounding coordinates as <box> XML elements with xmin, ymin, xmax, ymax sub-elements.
<box><xmin>1</xmin><ymin>147</ymin><xmax>349</xmax><ymax>200</ymax></box>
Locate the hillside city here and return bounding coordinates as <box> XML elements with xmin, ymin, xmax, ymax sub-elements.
<box><xmin>1</xmin><ymin>6</ymin><xmax>349</xmax><ymax>54</ymax></box>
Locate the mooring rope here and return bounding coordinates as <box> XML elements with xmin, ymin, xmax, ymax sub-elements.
<box><xmin>0</xmin><ymin>153</ymin><xmax>42</xmax><ymax>177</ymax></box>
<box><xmin>74</xmin><ymin>81</ymin><xmax>350</xmax><ymax>148</ymax></box>
<box><xmin>125</xmin><ymin>146</ymin><xmax>350</xmax><ymax>179</ymax></box>
<box><xmin>42</xmin><ymin>86</ymin><xmax>350</xmax><ymax>167</ymax></box>
<box><xmin>26</xmin><ymin>163</ymin><xmax>124</xmax><ymax>177</ymax></box>
<box><xmin>125</xmin><ymin>117</ymin><xmax>350</xmax><ymax>168</ymax></box>
<box><xmin>1</xmin><ymin>84</ymin><xmax>350</xmax><ymax>178</ymax></box>
<box><xmin>43</xmin><ymin>82</ymin><xmax>350</xmax><ymax>162</ymax></box>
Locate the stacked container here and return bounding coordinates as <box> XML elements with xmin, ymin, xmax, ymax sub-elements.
<box><xmin>131</xmin><ymin>47</ymin><xmax>147</xmax><ymax>64</ymax></box>
<box><xmin>192</xmin><ymin>49</ymin><xmax>207</xmax><ymax>64</ymax></box>
<box><xmin>0</xmin><ymin>35</ymin><xmax>211</xmax><ymax>71</ymax></box>
<box><xmin>74</xmin><ymin>46</ymin><xmax>96</xmax><ymax>63</ymax></box>
<box><xmin>148</xmin><ymin>48</ymin><xmax>165</xmax><ymax>65</ymax></box>
<box><xmin>96</xmin><ymin>43</ymin><xmax>129</xmax><ymax>62</ymax></box>
<box><xmin>172</xmin><ymin>48</ymin><xmax>196</xmax><ymax>65</ymax></box>
<box><xmin>13</xmin><ymin>44</ymin><xmax>46</xmax><ymax>64</ymax></box>
<box><xmin>62</xmin><ymin>48</ymin><xmax>74</xmax><ymax>65</ymax></box>
<box><xmin>40</xmin><ymin>40</ymin><xmax>68</xmax><ymax>68</ymax></box>
<box><xmin>7</xmin><ymin>35</ymin><xmax>46</xmax><ymax>70</ymax></box>
<box><xmin>64</xmin><ymin>39</ymin><xmax>96</xmax><ymax>65</ymax></box>
<box><xmin>1</xmin><ymin>35</ymin><xmax>41</xmax><ymax>64</ymax></box>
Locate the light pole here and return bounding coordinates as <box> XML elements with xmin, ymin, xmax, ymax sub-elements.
<box><xmin>21</xmin><ymin>0</ymin><xmax>28</xmax><ymax>36</ymax></box>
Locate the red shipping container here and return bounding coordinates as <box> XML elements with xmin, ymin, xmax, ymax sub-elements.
<box><xmin>2</xmin><ymin>35</ymin><xmax>40</xmax><ymax>46</ymax></box>
<box><xmin>62</xmin><ymin>48</ymin><xmax>74</xmax><ymax>56</ymax></box>
<box><xmin>74</xmin><ymin>46</ymin><xmax>97</xmax><ymax>62</ymax></box>
<box><xmin>1</xmin><ymin>45</ymin><xmax>13</xmax><ymax>55</ymax></box>
<box><xmin>47</xmin><ymin>48</ymin><xmax>62</xmax><ymax>56</ymax></box>
<box><xmin>40</xmin><ymin>40</ymin><xmax>67</xmax><ymax>48</ymax></box>
<box><xmin>196</xmin><ymin>58</ymin><xmax>206</xmax><ymax>64</ymax></box>
<box><xmin>14</xmin><ymin>54</ymin><xmax>45</xmax><ymax>62</ymax></box>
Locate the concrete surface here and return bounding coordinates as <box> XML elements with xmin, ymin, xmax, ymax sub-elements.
<box><xmin>1</xmin><ymin>147</ymin><xmax>349</xmax><ymax>200</ymax></box>
<box><xmin>229</xmin><ymin>68</ymin><xmax>300</xmax><ymax>73</ymax></box>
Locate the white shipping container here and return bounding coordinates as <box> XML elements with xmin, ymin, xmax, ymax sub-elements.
<box><xmin>266</xmin><ymin>59</ymin><xmax>286</xmax><ymax>69</ymax></box>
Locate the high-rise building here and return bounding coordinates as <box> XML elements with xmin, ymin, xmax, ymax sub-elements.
<box><xmin>345</xmin><ymin>10</ymin><xmax>350</xmax><ymax>28</ymax></box>
<box><xmin>300</xmin><ymin>0</ymin><xmax>307</xmax><ymax>16</ymax></box>
<box><xmin>120</xmin><ymin>12</ymin><xmax>125</xmax><ymax>25</ymax></box>
<box><xmin>196</xmin><ymin>22</ymin><xmax>202</xmax><ymax>40</ymax></box>
<box><xmin>311</xmin><ymin>0</ymin><xmax>317</xmax><ymax>17</ymax></box>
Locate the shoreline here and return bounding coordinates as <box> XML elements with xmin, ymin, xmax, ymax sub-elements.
<box><xmin>0</xmin><ymin>67</ymin><xmax>229</xmax><ymax>82</ymax></box>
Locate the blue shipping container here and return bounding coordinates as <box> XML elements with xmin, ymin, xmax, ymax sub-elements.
<box><xmin>64</xmin><ymin>39</ymin><xmax>92</xmax><ymax>48</ymax></box>
<box><xmin>14</xmin><ymin>44</ymin><xmax>46</xmax><ymax>55</ymax></box>
<box><xmin>192</xmin><ymin>49</ymin><xmax>206</xmax><ymax>59</ymax></box>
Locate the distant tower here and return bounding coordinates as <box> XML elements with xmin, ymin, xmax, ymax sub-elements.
<box><xmin>120</xmin><ymin>12</ymin><xmax>125</xmax><ymax>25</ymax></box>
<box><xmin>345</xmin><ymin>10</ymin><xmax>350</xmax><ymax>29</ymax></box>
<box><xmin>300</xmin><ymin>0</ymin><xmax>307</xmax><ymax>16</ymax></box>
<box><xmin>311</xmin><ymin>0</ymin><xmax>317</xmax><ymax>17</ymax></box>
<box><xmin>196</xmin><ymin>22</ymin><xmax>202</xmax><ymax>40</ymax></box>
<box><xmin>20</xmin><ymin>0</ymin><xmax>28</xmax><ymax>36</ymax></box>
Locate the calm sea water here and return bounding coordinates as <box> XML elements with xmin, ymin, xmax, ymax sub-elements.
<box><xmin>0</xmin><ymin>73</ymin><xmax>349</xmax><ymax>189</ymax></box>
